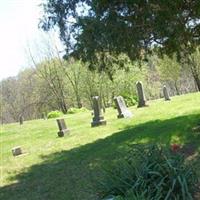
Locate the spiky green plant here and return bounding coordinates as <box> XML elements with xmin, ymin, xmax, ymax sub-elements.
<box><xmin>100</xmin><ymin>144</ymin><xmax>198</xmax><ymax>200</ymax></box>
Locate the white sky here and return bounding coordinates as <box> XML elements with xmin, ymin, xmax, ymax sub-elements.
<box><xmin>0</xmin><ymin>0</ymin><xmax>62</xmax><ymax>80</ymax></box>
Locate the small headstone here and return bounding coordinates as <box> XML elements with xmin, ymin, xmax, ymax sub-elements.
<box><xmin>56</xmin><ymin>118</ymin><xmax>70</xmax><ymax>137</ymax></box>
<box><xmin>19</xmin><ymin>115</ymin><xmax>23</xmax><ymax>125</ymax></box>
<box><xmin>163</xmin><ymin>85</ymin><xmax>171</xmax><ymax>101</ymax></box>
<box><xmin>12</xmin><ymin>146</ymin><xmax>22</xmax><ymax>156</ymax></box>
<box><xmin>42</xmin><ymin>112</ymin><xmax>47</xmax><ymax>120</ymax></box>
<box><xmin>136</xmin><ymin>81</ymin><xmax>147</xmax><ymax>107</ymax></box>
<box><xmin>114</xmin><ymin>96</ymin><xmax>132</xmax><ymax>118</ymax></box>
<box><xmin>91</xmin><ymin>96</ymin><xmax>107</xmax><ymax>127</ymax></box>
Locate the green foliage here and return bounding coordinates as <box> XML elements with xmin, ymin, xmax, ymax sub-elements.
<box><xmin>3</xmin><ymin>46</ymin><xmax>199</xmax><ymax>123</ymax></box>
<box><xmin>41</xmin><ymin>0</ymin><xmax>200</xmax><ymax>63</ymax></box>
<box><xmin>112</xmin><ymin>62</ymin><xmax>146</xmax><ymax>103</ymax></box>
<box><xmin>67</xmin><ymin>107</ymin><xmax>88</xmax><ymax>114</ymax></box>
<box><xmin>47</xmin><ymin>110</ymin><xmax>63</xmax><ymax>119</ymax></box>
<box><xmin>154</xmin><ymin>54</ymin><xmax>181</xmax><ymax>95</ymax></box>
<box><xmin>100</xmin><ymin>144</ymin><xmax>198</xmax><ymax>200</ymax></box>
<box><xmin>120</xmin><ymin>93</ymin><xmax>137</xmax><ymax>107</ymax></box>
<box><xmin>184</xmin><ymin>47</ymin><xmax>200</xmax><ymax>91</ymax></box>
<box><xmin>156</xmin><ymin>54</ymin><xmax>181</xmax><ymax>83</ymax></box>
<box><xmin>2</xmin><ymin>92</ymin><xmax>200</xmax><ymax>199</ymax></box>
<box><xmin>103</xmin><ymin>192</ymin><xmax>147</xmax><ymax>200</ymax></box>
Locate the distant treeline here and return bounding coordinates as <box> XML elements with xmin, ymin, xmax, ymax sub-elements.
<box><xmin>1</xmin><ymin>49</ymin><xmax>200</xmax><ymax>124</ymax></box>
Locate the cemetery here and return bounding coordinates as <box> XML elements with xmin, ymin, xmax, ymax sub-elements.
<box><xmin>1</xmin><ymin>92</ymin><xmax>200</xmax><ymax>199</ymax></box>
<box><xmin>1</xmin><ymin>1</ymin><xmax>200</xmax><ymax>200</ymax></box>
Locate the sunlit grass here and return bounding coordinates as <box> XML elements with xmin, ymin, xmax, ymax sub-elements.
<box><xmin>1</xmin><ymin>92</ymin><xmax>200</xmax><ymax>199</ymax></box>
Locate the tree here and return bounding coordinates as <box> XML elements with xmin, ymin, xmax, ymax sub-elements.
<box><xmin>1</xmin><ymin>77</ymin><xmax>19</xmax><ymax>122</ymax></box>
<box><xmin>0</xmin><ymin>69</ymin><xmax>43</xmax><ymax>123</ymax></box>
<box><xmin>61</xmin><ymin>59</ymin><xmax>85</xmax><ymax>108</ymax></box>
<box><xmin>156</xmin><ymin>54</ymin><xmax>181</xmax><ymax>95</ymax></box>
<box><xmin>27</xmin><ymin>34</ymin><xmax>70</xmax><ymax>114</ymax></box>
<box><xmin>40</xmin><ymin>0</ymin><xmax>200</xmax><ymax>66</ymax></box>
<box><xmin>182</xmin><ymin>47</ymin><xmax>200</xmax><ymax>91</ymax></box>
<box><xmin>36</xmin><ymin>59</ymin><xmax>69</xmax><ymax>113</ymax></box>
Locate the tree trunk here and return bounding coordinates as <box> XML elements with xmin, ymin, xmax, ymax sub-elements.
<box><xmin>174</xmin><ymin>81</ymin><xmax>180</xmax><ymax>95</ymax></box>
<box><xmin>188</xmin><ymin>54</ymin><xmax>200</xmax><ymax>92</ymax></box>
<box><xmin>192</xmin><ymin>74</ymin><xmax>200</xmax><ymax>91</ymax></box>
<box><xmin>60</xmin><ymin>101</ymin><xmax>68</xmax><ymax>114</ymax></box>
<box><xmin>75</xmin><ymin>92</ymin><xmax>82</xmax><ymax>108</ymax></box>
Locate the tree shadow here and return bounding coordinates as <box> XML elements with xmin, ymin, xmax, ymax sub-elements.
<box><xmin>1</xmin><ymin>114</ymin><xmax>200</xmax><ymax>200</ymax></box>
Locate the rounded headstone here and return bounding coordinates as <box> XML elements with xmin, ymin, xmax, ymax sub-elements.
<box><xmin>91</xmin><ymin>96</ymin><xmax>106</xmax><ymax>127</ymax></box>
<box><xmin>163</xmin><ymin>85</ymin><xmax>171</xmax><ymax>101</ymax></box>
<box><xmin>136</xmin><ymin>81</ymin><xmax>147</xmax><ymax>107</ymax></box>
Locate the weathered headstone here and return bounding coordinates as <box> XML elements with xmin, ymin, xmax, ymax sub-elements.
<box><xmin>114</xmin><ymin>96</ymin><xmax>132</xmax><ymax>118</ymax></box>
<box><xmin>136</xmin><ymin>81</ymin><xmax>147</xmax><ymax>107</ymax></box>
<box><xmin>91</xmin><ymin>96</ymin><xmax>106</xmax><ymax>127</ymax></box>
<box><xmin>163</xmin><ymin>85</ymin><xmax>171</xmax><ymax>101</ymax></box>
<box><xmin>42</xmin><ymin>112</ymin><xmax>47</xmax><ymax>120</ymax></box>
<box><xmin>12</xmin><ymin>146</ymin><xmax>22</xmax><ymax>156</ymax></box>
<box><xmin>19</xmin><ymin>115</ymin><xmax>23</xmax><ymax>125</ymax></box>
<box><xmin>56</xmin><ymin>118</ymin><xmax>69</xmax><ymax>137</ymax></box>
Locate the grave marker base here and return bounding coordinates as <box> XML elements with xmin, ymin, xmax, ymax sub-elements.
<box><xmin>118</xmin><ymin>111</ymin><xmax>133</xmax><ymax>118</ymax></box>
<box><xmin>91</xmin><ymin>120</ymin><xmax>107</xmax><ymax>127</ymax></box>
<box><xmin>57</xmin><ymin>129</ymin><xmax>70</xmax><ymax>137</ymax></box>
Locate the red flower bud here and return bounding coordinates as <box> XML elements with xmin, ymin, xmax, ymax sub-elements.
<box><xmin>171</xmin><ymin>144</ymin><xmax>180</xmax><ymax>152</ymax></box>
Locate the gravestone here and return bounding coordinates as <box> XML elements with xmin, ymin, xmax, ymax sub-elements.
<box><xmin>19</xmin><ymin>115</ymin><xmax>23</xmax><ymax>125</ymax></box>
<box><xmin>114</xmin><ymin>96</ymin><xmax>132</xmax><ymax>118</ymax></box>
<box><xmin>136</xmin><ymin>81</ymin><xmax>147</xmax><ymax>107</ymax></box>
<box><xmin>42</xmin><ymin>112</ymin><xmax>47</xmax><ymax>120</ymax></box>
<box><xmin>12</xmin><ymin>146</ymin><xmax>22</xmax><ymax>156</ymax></box>
<box><xmin>91</xmin><ymin>96</ymin><xmax>107</xmax><ymax>127</ymax></box>
<box><xmin>163</xmin><ymin>85</ymin><xmax>171</xmax><ymax>101</ymax></box>
<box><xmin>56</xmin><ymin>118</ymin><xmax>69</xmax><ymax>137</ymax></box>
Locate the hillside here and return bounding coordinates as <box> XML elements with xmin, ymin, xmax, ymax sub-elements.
<box><xmin>1</xmin><ymin>92</ymin><xmax>200</xmax><ymax>200</ymax></box>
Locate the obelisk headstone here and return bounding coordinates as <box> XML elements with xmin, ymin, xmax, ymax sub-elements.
<box><xmin>136</xmin><ymin>81</ymin><xmax>147</xmax><ymax>107</ymax></box>
<box><xmin>91</xmin><ymin>96</ymin><xmax>106</xmax><ymax>127</ymax></box>
<box><xmin>163</xmin><ymin>85</ymin><xmax>171</xmax><ymax>101</ymax></box>
<box><xmin>56</xmin><ymin>118</ymin><xmax>70</xmax><ymax>137</ymax></box>
<box><xmin>114</xmin><ymin>96</ymin><xmax>132</xmax><ymax>118</ymax></box>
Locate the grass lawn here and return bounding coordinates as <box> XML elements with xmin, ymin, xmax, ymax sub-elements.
<box><xmin>1</xmin><ymin>92</ymin><xmax>200</xmax><ymax>199</ymax></box>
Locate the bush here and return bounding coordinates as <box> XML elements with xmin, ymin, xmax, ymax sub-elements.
<box><xmin>100</xmin><ymin>144</ymin><xmax>198</xmax><ymax>200</ymax></box>
<box><xmin>67</xmin><ymin>107</ymin><xmax>88</xmax><ymax>114</ymax></box>
<box><xmin>47</xmin><ymin>110</ymin><xmax>63</xmax><ymax>119</ymax></box>
<box><xmin>120</xmin><ymin>93</ymin><xmax>137</xmax><ymax>107</ymax></box>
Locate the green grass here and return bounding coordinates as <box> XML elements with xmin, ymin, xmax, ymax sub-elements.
<box><xmin>1</xmin><ymin>92</ymin><xmax>200</xmax><ymax>199</ymax></box>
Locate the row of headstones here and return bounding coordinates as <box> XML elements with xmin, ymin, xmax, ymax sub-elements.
<box><xmin>13</xmin><ymin>82</ymin><xmax>170</xmax><ymax>155</ymax></box>
<box><xmin>55</xmin><ymin>96</ymin><xmax>129</xmax><ymax>137</ymax></box>
<box><xmin>12</xmin><ymin>81</ymin><xmax>170</xmax><ymax>156</ymax></box>
<box><xmin>56</xmin><ymin>82</ymin><xmax>171</xmax><ymax>137</ymax></box>
<box><xmin>137</xmin><ymin>81</ymin><xmax>171</xmax><ymax>107</ymax></box>
<box><xmin>18</xmin><ymin>82</ymin><xmax>170</xmax><ymax>126</ymax></box>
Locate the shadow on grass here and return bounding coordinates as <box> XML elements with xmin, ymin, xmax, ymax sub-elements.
<box><xmin>1</xmin><ymin>114</ymin><xmax>200</xmax><ymax>200</ymax></box>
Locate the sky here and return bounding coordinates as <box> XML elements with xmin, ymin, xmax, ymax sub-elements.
<box><xmin>0</xmin><ymin>0</ymin><xmax>62</xmax><ymax>80</ymax></box>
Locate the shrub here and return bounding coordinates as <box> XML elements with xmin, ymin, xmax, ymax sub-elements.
<box><xmin>100</xmin><ymin>144</ymin><xmax>198</xmax><ymax>200</ymax></box>
<box><xmin>120</xmin><ymin>93</ymin><xmax>137</xmax><ymax>107</ymax></box>
<box><xmin>47</xmin><ymin>110</ymin><xmax>63</xmax><ymax>119</ymax></box>
<box><xmin>67</xmin><ymin>107</ymin><xmax>88</xmax><ymax>114</ymax></box>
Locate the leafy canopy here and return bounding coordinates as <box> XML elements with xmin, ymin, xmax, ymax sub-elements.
<box><xmin>40</xmin><ymin>0</ymin><xmax>200</xmax><ymax>65</ymax></box>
